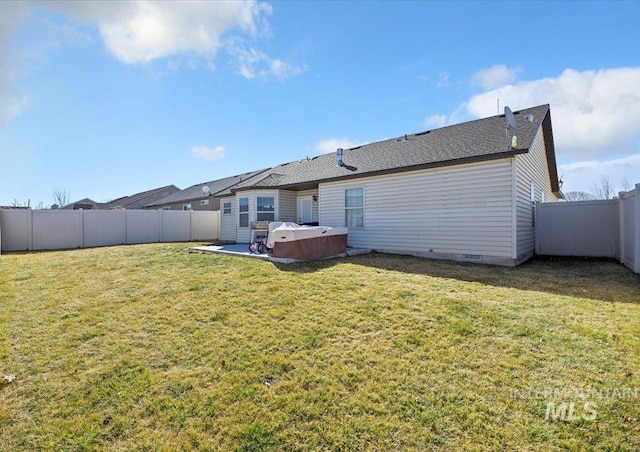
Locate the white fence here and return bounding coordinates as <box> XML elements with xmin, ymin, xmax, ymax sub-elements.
<box><xmin>535</xmin><ymin>184</ymin><xmax>640</xmax><ymax>273</ymax></box>
<box><xmin>0</xmin><ymin>209</ymin><xmax>220</xmax><ymax>253</ymax></box>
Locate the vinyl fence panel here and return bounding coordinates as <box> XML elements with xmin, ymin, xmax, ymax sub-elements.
<box><xmin>32</xmin><ymin>210</ymin><xmax>83</xmax><ymax>251</ymax></box>
<box><xmin>126</xmin><ymin>210</ymin><xmax>162</xmax><ymax>244</ymax></box>
<box><xmin>536</xmin><ymin>183</ymin><xmax>639</xmax><ymax>273</ymax></box>
<box><xmin>535</xmin><ymin>200</ymin><xmax>618</xmax><ymax>258</ymax></box>
<box><xmin>0</xmin><ymin>209</ymin><xmax>220</xmax><ymax>252</ymax></box>
<box><xmin>161</xmin><ymin>211</ymin><xmax>191</xmax><ymax>242</ymax></box>
<box><xmin>191</xmin><ymin>211</ymin><xmax>219</xmax><ymax>241</ymax></box>
<box><xmin>84</xmin><ymin>210</ymin><xmax>126</xmax><ymax>247</ymax></box>
<box><xmin>0</xmin><ymin>209</ymin><xmax>32</xmax><ymax>252</ymax></box>
<box><xmin>620</xmin><ymin>186</ymin><xmax>639</xmax><ymax>272</ymax></box>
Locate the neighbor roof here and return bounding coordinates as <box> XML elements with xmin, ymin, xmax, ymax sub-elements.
<box><xmin>61</xmin><ymin>198</ymin><xmax>99</xmax><ymax>210</ymax></box>
<box><xmin>103</xmin><ymin>185</ymin><xmax>180</xmax><ymax>209</ymax></box>
<box><xmin>229</xmin><ymin>104</ymin><xmax>560</xmax><ymax>194</ymax></box>
<box><xmin>146</xmin><ymin>169</ymin><xmax>268</xmax><ymax>207</ymax></box>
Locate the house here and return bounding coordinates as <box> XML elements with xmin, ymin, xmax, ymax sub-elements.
<box><xmin>62</xmin><ymin>185</ymin><xmax>181</xmax><ymax>210</ymax></box>
<box><xmin>61</xmin><ymin>198</ymin><xmax>100</xmax><ymax>210</ymax></box>
<box><xmin>145</xmin><ymin>170</ymin><xmax>268</xmax><ymax>211</ymax></box>
<box><xmin>216</xmin><ymin>104</ymin><xmax>562</xmax><ymax>266</ymax></box>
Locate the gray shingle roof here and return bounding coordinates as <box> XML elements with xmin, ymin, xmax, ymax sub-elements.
<box><xmin>103</xmin><ymin>185</ymin><xmax>180</xmax><ymax>209</ymax></box>
<box><xmin>229</xmin><ymin>104</ymin><xmax>560</xmax><ymax>194</ymax></box>
<box><xmin>146</xmin><ymin>169</ymin><xmax>268</xmax><ymax>206</ymax></box>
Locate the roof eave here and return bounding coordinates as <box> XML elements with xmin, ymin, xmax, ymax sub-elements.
<box><xmin>540</xmin><ymin>107</ymin><xmax>561</xmax><ymax>194</ymax></box>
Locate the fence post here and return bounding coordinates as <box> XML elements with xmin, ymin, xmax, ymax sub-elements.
<box><xmin>189</xmin><ymin>210</ymin><xmax>193</xmax><ymax>241</ymax></box>
<box><xmin>619</xmin><ymin>192</ymin><xmax>626</xmax><ymax>265</ymax></box>
<box><xmin>29</xmin><ymin>208</ymin><xmax>34</xmax><ymax>251</ymax></box>
<box><xmin>635</xmin><ymin>184</ymin><xmax>640</xmax><ymax>274</ymax></box>
<box><xmin>81</xmin><ymin>209</ymin><xmax>85</xmax><ymax>249</ymax></box>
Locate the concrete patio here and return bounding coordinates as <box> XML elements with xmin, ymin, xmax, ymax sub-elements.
<box><xmin>191</xmin><ymin>243</ymin><xmax>371</xmax><ymax>264</ymax></box>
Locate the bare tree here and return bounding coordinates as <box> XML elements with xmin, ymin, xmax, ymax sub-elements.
<box><xmin>564</xmin><ymin>191</ymin><xmax>595</xmax><ymax>201</ymax></box>
<box><xmin>53</xmin><ymin>187</ymin><xmax>70</xmax><ymax>207</ymax></box>
<box><xmin>591</xmin><ymin>176</ymin><xmax>615</xmax><ymax>200</ymax></box>
<box><xmin>12</xmin><ymin>199</ymin><xmax>30</xmax><ymax>208</ymax></box>
<box><xmin>621</xmin><ymin>177</ymin><xmax>632</xmax><ymax>192</ymax></box>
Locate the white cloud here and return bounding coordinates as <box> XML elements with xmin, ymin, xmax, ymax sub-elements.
<box><xmin>558</xmin><ymin>153</ymin><xmax>640</xmax><ymax>194</ymax></box>
<box><xmin>230</xmin><ymin>45</ymin><xmax>308</xmax><ymax>81</ymax></box>
<box><xmin>0</xmin><ymin>2</ymin><xmax>30</xmax><ymax>127</ymax></box>
<box><xmin>191</xmin><ymin>145</ymin><xmax>226</xmax><ymax>162</ymax></box>
<box><xmin>424</xmin><ymin>114</ymin><xmax>447</xmax><ymax>129</ymax></box>
<box><xmin>0</xmin><ymin>1</ymin><xmax>304</xmax><ymax>128</ymax></box>
<box><xmin>46</xmin><ymin>0</ymin><xmax>267</xmax><ymax>64</ymax></box>
<box><xmin>315</xmin><ymin>138</ymin><xmax>358</xmax><ymax>154</ymax></box>
<box><xmin>425</xmin><ymin>67</ymin><xmax>640</xmax><ymax>193</ymax></box>
<box><xmin>465</xmin><ymin>67</ymin><xmax>640</xmax><ymax>160</ymax></box>
<box><xmin>437</xmin><ymin>72</ymin><xmax>451</xmax><ymax>88</ymax></box>
<box><xmin>472</xmin><ymin>64</ymin><xmax>521</xmax><ymax>90</ymax></box>
<box><xmin>422</xmin><ymin>104</ymin><xmax>466</xmax><ymax>129</ymax></box>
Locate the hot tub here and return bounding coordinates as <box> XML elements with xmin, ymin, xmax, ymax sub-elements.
<box><xmin>267</xmin><ymin>222</ymin><xmax>348</xmax><ymax>260</ymax></box>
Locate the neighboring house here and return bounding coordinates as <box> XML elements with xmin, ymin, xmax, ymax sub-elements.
<box><xmin>145</xmin><ymin>170</ymin><xmax>268</xmax><ymax>211</ymax></box>
<box><xmin>61</xmin><ymin>198</ymin><xmax>100</xmax><ymax>210</ymax></box>
<box><xmin>62</xmin><ymin>185</ymin><xmax>180</xmax><ymax>210</ymax></box>
<box><xmin>217</xmin><ymin>104</ymin><xmax>562</xmax><ymax>266</ymax></box>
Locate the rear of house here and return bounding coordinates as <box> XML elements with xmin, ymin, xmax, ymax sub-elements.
<box><xmin>216</xmin><ymin>104</ymin><xmax>562</xmax><ymax>265</ymax></box>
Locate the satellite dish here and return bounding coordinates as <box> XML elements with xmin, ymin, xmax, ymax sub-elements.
<box><xmin>202</xmin><ymin>185</ymin><xmax>210</xmax><ymax>196</ymax></box>
<box><xmin>504</xmin><ymin>106</ymin><xmax>517</xmax><ymax>130</ymax></box>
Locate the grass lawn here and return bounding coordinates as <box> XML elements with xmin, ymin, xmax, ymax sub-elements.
<box><xmin>1</xmin><ymin>243</ymin><xmax>639</xmax><ymax>451</ymax></box>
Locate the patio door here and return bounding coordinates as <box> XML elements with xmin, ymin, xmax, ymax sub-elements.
<box><xmin>297</xmin><ymin>196</ymin><xmax>313</xmax><ymax>224</ymax></box>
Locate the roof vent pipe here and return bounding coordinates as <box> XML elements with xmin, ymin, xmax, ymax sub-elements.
<box><xmin>336</xmin><ymin>148</ymin><xmax>344</xmax><ymax>167</ymax></box>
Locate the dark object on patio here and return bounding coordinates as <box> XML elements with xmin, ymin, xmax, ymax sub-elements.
<box><xmin>267</xmin><ymin>222</ymin><xmax>348</xmax><ymax>260</ymax></box>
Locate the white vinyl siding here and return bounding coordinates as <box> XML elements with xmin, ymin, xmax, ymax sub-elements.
<box><xmin>278</xmin><ymin>190</ymin><xmax>297</xmax><ymax>222</ymax></box>
<box><xmin>319</xmin><ymin>159</ymin><xmax>514</xmax><ymax>258</ymax></box>
<box><xmin>515</xmin><ymin>127</ymin><xmax>559</xmax><ymax>259</ymax></box>
<box><xmin>219</xmin><ymin>197</ymin><xmax>236</xmax><ymax>242</ymax></box>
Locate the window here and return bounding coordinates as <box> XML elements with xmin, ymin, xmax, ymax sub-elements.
<box><xmin>239</xmin><ymin>197</ymin><xmax>249</xmax><ymax>227</ymax></box>
<box><xmin>161</xmin><ymin>206</ymin><xmax>171</xmax><ymax>211</ymax></box>
<box><xmin>183</xmin><ymin>204</ymin><xmax>192</xmax><ymax>211</ymax></box>
<box><xmin>257</xmin><ymin>196</ymin><xmax>275</xmax><ymax>221</ymax></box>
<box><xmin>530</xmin><ymin>182</ymin><xmax>536</xmax><ymax>227</ymax></box>
<box><xmin>223</xmin><ymin>202</ymin><xmax>232</xmax><ymax>215</ymax></box>
<box><xmin>200</xmin><ymin>199</ymin><xmax>209</xmax><ymax>206</ymax></box>
<box><xmin>530</xmin><ymin>182</ymin><xmax>536</xmax><ymax>202</ymax></box>
<box><xmin>345</xmin><ymin>188</ymin><xmax>364</xmax><ymax>228</ymax></box>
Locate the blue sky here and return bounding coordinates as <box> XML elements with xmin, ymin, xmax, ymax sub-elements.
<box><xmin>1</xmin><ymin>0</ymin><xmax>639</xmax><ymax>206</ymax></box>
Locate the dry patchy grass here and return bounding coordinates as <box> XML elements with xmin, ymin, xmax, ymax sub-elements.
<box><xmin>1</xmin><ymin>244</ymin><xmax>639</xmax><ymax>450</ymax></box>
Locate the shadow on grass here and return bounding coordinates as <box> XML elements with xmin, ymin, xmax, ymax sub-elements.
<box><xmin>274</xmin><ymin>253</ymin><xmax>640</xmax><ymax>304</ymax></box>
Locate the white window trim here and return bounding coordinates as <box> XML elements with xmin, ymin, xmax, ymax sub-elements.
<box><xmin>345</xmin><ymin>187</ymin><xmax>365</xmax><ymax>229</ymax></box>
<box><xmin>222</xmin><ymin>201</ymin><xmax>232</xmax><ymax>215</ymax></box>
<box><xmin>200</xmin><ymin>199</ymin><xmax>210</xmax><ymax>206</ymax></box>
<box><xmin>256</xmin><ymin>195</ymin><xmax>276</xmax><ymax>222</ymax></box>
<box><xmin>238</xmin><ymin>197</ymin><xmax>249</xmax><ymax>228</ymax></box>
<box><xmin>183</xmin><ymin>204</ymin><xmax>192</xmax><ymax>211</ymax></box>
